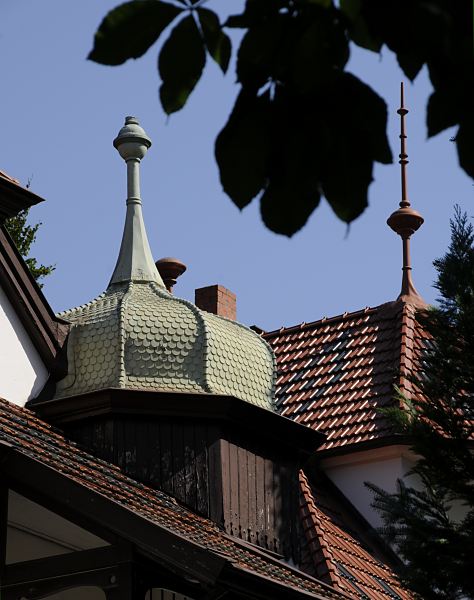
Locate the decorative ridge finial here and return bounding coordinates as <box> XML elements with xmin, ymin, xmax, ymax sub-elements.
<box><xmin>108</xmin><ymin>117</ymin><xmax>165</xmax><ymax>289</ymax></box>
<box><xmin>398</xmin><ymin>82</ymin><xmax>409</xmax><ymax>208</ymax></box>
<box><xmin>387</xmin><ymin>83</ymin><xmax>425</xmax><ymax>305</ymax></box>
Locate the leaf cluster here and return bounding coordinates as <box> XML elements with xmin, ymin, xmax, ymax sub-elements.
<box><xmin>5</xmin><ymin>209</ymin><xmax>55</xmax><ymax>287</ymax></box>
<box><xmin>89</xmin><ymin>0</ymin><xmax>231</xmax><ymax>114</ymax></box>
<box><xmin>89</xmin><ymin>0</ymin><xmax>474</xmax><ymax>236</ymax></box>
<box><xmin>367</xmin><ymin>207</ymin><xmax>474</xmax><ymax>600</ymax></box>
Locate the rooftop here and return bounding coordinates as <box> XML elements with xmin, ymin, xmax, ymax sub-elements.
<box><xmin>265</xmin><ymin>299</ymin><xmax>429</xmax><ymax>451</ymax></box>
<box><xmin>0</xmin><ymin>396</ymin><xmax>345</xmax><ymax>600</ymax></box>
<box><xmin>49</xmin><ymin>117</ymin><xmax>275</xmax><ymax>410</ymax></box>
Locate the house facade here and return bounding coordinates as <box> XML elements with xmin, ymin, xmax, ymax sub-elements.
<box><xmin>0</xmin><ymin>106</ymin><xmax>423</xmax><ymax>600</ymax></box>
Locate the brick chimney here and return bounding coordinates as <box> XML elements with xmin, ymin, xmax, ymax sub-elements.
<box><xmin>195</xmin><ymin>285</ymin><xmax>236</xmax><ymax>320</ymax></box>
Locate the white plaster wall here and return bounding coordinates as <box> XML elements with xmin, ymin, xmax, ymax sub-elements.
<box><xmin>6</xmin><ymin>492</ymin><xmax>190</xmax><ymax>600</ymax></box>
<box><xmin>7</xmin><ymin>491</ymin><xmax>108</xmax><ymax>564</ymax></box>
<box><xmin>0</xmin><ymin>283</ymin><xmax>48</xmax><ymax>405</ymax></box>
<box><xmin>321</xmin><ymin>446</ymin><xmax>415</xmax><ymax>529</ymax></box>
<box><xmin>323</xmin><ymin>445</ymin><xmax>468</xmax><ymax>530</ymax></box>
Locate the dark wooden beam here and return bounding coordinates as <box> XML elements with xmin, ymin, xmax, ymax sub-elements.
<box><xmin>2</xmin><ymin>566</ymin><xmax>118</xmax><ymax>600</ymax></box>
<box><xmin>31</xmin><ymin>388</ymin><xmax>325</xmax><ymax>456</ymax></box>
<box><xmin>2</xmin><ymin>542</ymin><xmax>146</xmax><ymax>600</ymax></box>
<box><xmin>0</xmin><ymin>226</ymin><xmax>69</xmax><ymax>374</ymax></box>
<box><xmin>0</xmin><ymin>175</ymin><xmax>44</xmax><ymax>222</ymax></box>
<box><xmin>105</xmin><ymin>561</ymin><xmax>149</xmax><ymax>600</ymax></box>
<box><xmin>3</xmin><ymin>546</ymin><xmax>122</xmax><ymax>585</ymax></box>
<box><xmin>0</xmin><ymin>484</ymin><xmax>8</xmax><ymax>577</ymax></box>
<box><xmin>217</xmin><ymin>562</ymin><xmax>341</xmax><ymax>600</ymax></box>
<box><xmin>4</xmin><ymin>479</ymin><xmax>119</xmax><ymax>547</ymax></box>
<box><xmin>135</xmin><ymin>553</ymin><xmax>209</xmax><ymax>600</ymax></box>
<box><xmin>0</xmin><ymin>444</ymin><xmax>226</xmax><ymax>587</ymax></box>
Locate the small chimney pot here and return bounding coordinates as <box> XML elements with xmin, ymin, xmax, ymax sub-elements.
<box><xmin>155</xmin><ymin>257</ymin><xmax>187</xmax><ymax>293</ymax></box>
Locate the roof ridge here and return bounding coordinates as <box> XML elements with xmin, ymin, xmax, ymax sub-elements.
<box><xmin>397</xmin><ymin>301</ymin><xmax>418</xmax><ymax>402</ymax></box>
<box><xmin>265</xmin><ymin>308</ymin><xmax>376</xmax><ymax>338</ymax></box>
<box><xmin>299</xmin><ymin>470</ymin><xmax>345</xmax><ymax>592</ymax></box>
<box><xmin>149</xmin><ymin>280</ymin><xmax>213</xmax><ymax>395</ymax></box>
<box><xmin>118</xmin><ymin>281</ymin><xmax>133</xmax><ymax>387</ymax></box>
<box><xmin>263</xmin><ymin>302</ymin><xmax>409</xmax><ymax>339</ymax></box>
<box><xmin>57</xmin><ymin>290</ymin><xmax>109</xmax><ymax>318</ymax></box>
<box><xmin>0</xmin><ymin>169</ymin><xmax>21</xmax><ymax>185</ymax></box>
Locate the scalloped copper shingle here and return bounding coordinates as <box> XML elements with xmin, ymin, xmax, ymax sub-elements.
<box><xmin>56</xmin><ymin>281</ymin><xmax>275</xmax><ymax>410</ymax></box>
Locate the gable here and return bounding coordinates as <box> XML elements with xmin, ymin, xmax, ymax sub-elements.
<box><xmin>7</xmin><ymin>490</ymin><xmax>108</xmax><ymax>564</ymax></box>
<box><xmin>0</xmin><ymin>284</ymin><xmax>48</xmax><ymax>404</ymax></box>
<box><xmin>0</xmin><ymin>226</ymin><xmax>68</xmax><ymax>404</ymax></box>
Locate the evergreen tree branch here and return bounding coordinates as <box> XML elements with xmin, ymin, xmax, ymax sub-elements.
<box><xmin>4</xmin><ymin>209</ymin><xmax>55</xmax><ymax>288</ymax></box>
<box><xmin>366</xmin><ymin>206</ymin><xmax>474</xmax><ymax>599</ymax></box>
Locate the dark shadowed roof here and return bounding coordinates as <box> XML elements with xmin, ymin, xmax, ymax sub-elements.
<box><xmin>265</xmin><ymin>299</ymin><xmax>429</xmax><ymax>452</ymax></box>
<box><xmin>0</xmin><ymin>170</ymin><xmax>44</xmax><ymax>221</ymax></box>
<box><xmin>0</xmin><ymin>397</ymin><xmax>347</xmax><ymax>600</ymax></box>
<box><xmin>299</xmin><ymin>471</ymin><xmax>413</xmax><ymax>600</ymax></box>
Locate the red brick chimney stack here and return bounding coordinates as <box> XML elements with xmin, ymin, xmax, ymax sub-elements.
<box><xmin>195</xmin><ymin>285</ymin><xmax>237</xmax><ymax>321</ymax></box>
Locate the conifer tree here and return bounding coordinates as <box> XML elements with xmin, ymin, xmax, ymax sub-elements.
<box><xmin>367</xmin><ymin>207</ymin><xmax>474</xmax><ymax>600</ymax></box>
<box><xmin>5</xmin><ymin>209</ymin><xmax>55</xmax><ymax>287</ymax></box>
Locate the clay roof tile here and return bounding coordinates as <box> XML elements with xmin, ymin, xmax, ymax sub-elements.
<box><xmin>265</xmin><ymin>301</ymin><xmax>426</xmax><ymax>451</ymax></box>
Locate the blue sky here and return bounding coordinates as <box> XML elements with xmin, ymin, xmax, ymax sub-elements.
<box><xmin>1</xmin><ymin>1</ymin><xmax>472</xmax><ymax>331</ymax></box>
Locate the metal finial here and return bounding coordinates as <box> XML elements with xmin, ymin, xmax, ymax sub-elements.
<box><xmin>398</xmin><ymin>82</ymin><xmax>409</xmax><ymax>208</ymax></box>
<box><xmin>387</xmin><ymin>84</ymin><xmax>425</xmax><ymax>305</ymax></box>
<box><xmin>108</xmin><ymin>117</ymin><xmax>165</xmax><ymax>288</ymax></box>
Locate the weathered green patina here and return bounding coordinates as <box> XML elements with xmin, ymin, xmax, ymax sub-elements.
<box><xmin>55</xmin><ymin>117</ymin><xmax>275</xmax><ymax>410</ymax></box>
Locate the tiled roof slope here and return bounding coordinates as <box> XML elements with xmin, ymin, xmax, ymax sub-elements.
<box><xmin>0</xmin><ymin>398</ymin><xmax>345</xmax><ymax>600</ymax></box>
<box><xmin>299</xmin><ymin>471</ymin><xmax>413</xmax><ymax>600</ymax></box>
<box><xmin>264</xmin><ymin>300</ymin><xmax>428</xmax><ymax>451</ymax></box>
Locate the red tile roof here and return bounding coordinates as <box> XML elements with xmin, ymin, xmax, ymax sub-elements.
<box><xmin>0</xmin><ymin>168</ymin><xmax>44</xmax><ymax>220</ymax></box>
<box><xmin>299</xmin><ymin>471</ymin><xmax>413</xmax><ymax>600</ymax></box>
<box><xmin>265</xmin><ymin>300</ymin><xmax>429</xmax><ymax>451</ymax></box>
<box><xmin>0</xmin><ymin>398</ymin><xmax>347</xmax><ymax>600</ymax></box>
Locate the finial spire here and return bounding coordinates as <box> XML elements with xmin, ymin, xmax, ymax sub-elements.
<box><xmin>399</xmin><ymin>82</ymin><xmax>409</xmax><ymax>208</ymax></box>
<box><xmin>387</xmin><ymin>84</ymin><xmax>425</xmax><ymax>305</ymax></box>
<box><xmin>109</xmin><ymin>117</ymin><xmax>165</xmax><ymax>288</ymax></box>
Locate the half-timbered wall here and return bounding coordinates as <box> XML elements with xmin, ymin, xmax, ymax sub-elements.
<box><xmin>3</xmin><ymin>490</ymin><xmax>191</xmax><ymax>600</ymax></box>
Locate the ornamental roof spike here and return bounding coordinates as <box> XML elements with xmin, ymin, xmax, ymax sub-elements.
<box><xmin>109</xmin><ymin>116</ymin><xmax>165</xmax><ymax>288</ymax></box>
<box><xmin>386</xmin><ymin>84</ymin><xmax>425</xmax><ymax>306</ymax></box>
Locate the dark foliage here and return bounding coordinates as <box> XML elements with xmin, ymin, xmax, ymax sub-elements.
<box><xmin>367</xmin><ymin>207</ymin><xmax>474</xmax><ymax>600</ymax></box>
<box><xmin>5</xmin><ymin>209</ymin><xmax>55</xmax><ymax>287</ymax></box>
<box><xmin>89</xmin><ymin>1</ymin><xmax>474</xmax><ymax>235</ymax></box>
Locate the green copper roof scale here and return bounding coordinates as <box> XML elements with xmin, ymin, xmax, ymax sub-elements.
<box><xmin>55</xmin><ymin>118</ymin><xmax>275</xmax><ymax>410</ymax></box>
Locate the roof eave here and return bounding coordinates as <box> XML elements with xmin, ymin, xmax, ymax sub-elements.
<box><xmin>0</xmin><ymin>441</ymin><xmax>346</xmax><ymax>600</ymax></box>
<box><xmin>0</xmin><ymin>176</ymin><xmax>44</xmax><ymax>222</ymax></box>
<box><xmin>28</xmin><ymin>387</ymin><xmax>326</xmax><ymax>456</ymax></box>
<box><xmin>0</xmin><ymin>226</ymin><xmax>69</xmax><ymax>374</ymax></box>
